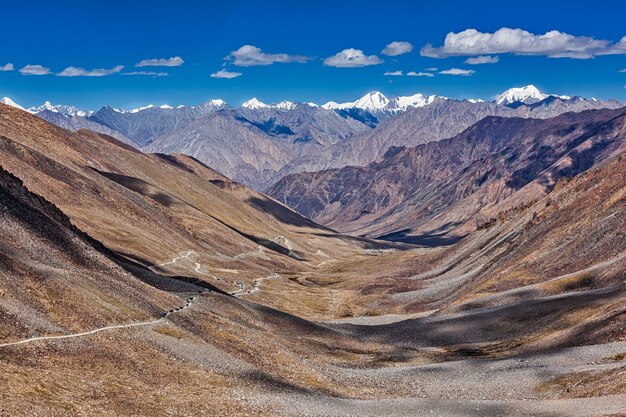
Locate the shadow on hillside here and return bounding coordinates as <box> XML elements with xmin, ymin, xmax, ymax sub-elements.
<box><xmin>311</xmin><ymin>232</ymin><xmax>416</xmax><ymax>251</ymax></box>
<box><xmin>112</xmin><ymin>250</ymin><xmax>228</xmax><ymax>295</ymax></box>
<box><xmin>90</xmin><ymin>168</ymin><xmax>177</xmax><ymax>207</ymax></box>
<box><xmin>335</xmin><ymin>287</ymin><xmax>625</xmax><ymax>355</ymax></box>
<box><xmin>376</xmin><ymin>226</ymin><xmax>466</xmax><ymax>247</ymax></box>
<box><xmin>247</xmin><ymin>195</ymin><xmax>334</xmax><ymax>231</ymax></box>
<box><xmin>151</xmin><ymin>153</ymin><xmax>195</xmax><ymax>173</ymax></box>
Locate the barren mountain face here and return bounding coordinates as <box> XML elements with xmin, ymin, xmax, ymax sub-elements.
<box><xmin>32</xmin><ymin>94</ymin><xmax>622</xmax><ymax>189</ymax></box>
<box><xmin>1</xmin><ymin>103</ymin><xmax>625</xmax><ymax>416</ymax></box>
<box><xmin>269</xmin><ymin>108</ymin><xmax>626</xmax><ymax>240</ymax></box>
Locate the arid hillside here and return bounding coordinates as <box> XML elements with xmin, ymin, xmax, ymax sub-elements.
<box><xmin>0</xmin><ymin>165</ymin><xmax>183</xmax><ymax>343</ymax></box>
<box><xmin>0</xmin><ymin>103</ymin><xmax>402</xmax><ymax>314</ymax></box>
<box><xmin>1</xmin><ymin>104</ymin><xmax>625</xmax><ymax>416</ymax></box>
<box><xmin>269</xmin><ymin>107</ymin><xmax>626</xmax><ymax>242</ymax></box>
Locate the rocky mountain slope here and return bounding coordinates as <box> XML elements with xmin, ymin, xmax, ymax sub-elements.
<box><xmin>269</xmin><ymin>107</ymin><xmax>626</xmax><ymax>240</ymax></box>
<box><xmin>0</xmin><ymin>164</ymin><xmax>182</xmax><ymax>343</ymax></box>
<box><xmin>143</xmin><ymin>105</ymin><xmax>372</xmax><ymax>188</ymax></box>
<box><xmin>1</xmin><ymin>102</ymin><xmax>625</xmax><ymax>415</ymax></box>
<box><xmin>0</xmin><ymin>103</ymin><xmax>387</xmax><ymax>298</ymax></box>
<box><xmin>8</xmin><ymin>87</ymin><xmax>621</xmax><ymax>189</ymax></box>
<box><xmin>275</xmin><ymin>94</ymin><xmax>623</xmax><ymax>179</ymax></box>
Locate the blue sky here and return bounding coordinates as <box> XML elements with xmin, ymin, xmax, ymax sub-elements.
<box><xmin>1</xmin><ymin>0</ymin><xmax>625</xmax><ymax>109</ymax></box>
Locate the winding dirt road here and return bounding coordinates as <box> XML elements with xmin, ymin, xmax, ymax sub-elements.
<box><xmin>0</xmin><ymin>293</ymin><xmax>205</xmax><ymax>349</ymax></box>
<box><xmin>238</xmin><ymin>273</ymin><xmax>280</xmax><ymax>296</ymax></box>
<box><xmin>152</xmin><ymin>250</ymin><xmax>281</xmax><ymax>297</ymax></box>
<box><xmin>149</xmin><ymin>251</ymin><xmax>206</xmax><ymax>274</ymax></box>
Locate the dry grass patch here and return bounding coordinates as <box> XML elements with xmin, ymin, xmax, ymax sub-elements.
<box><xmin>540</xmin><ymin>270</ymin><xmax>595</xmax><ymax>295</ymax></box>
<box><xmin>474</xmin><ymin>269</ymin><xmax>538</xmax><ymax>294</ymax></box>
<box><xmin>535</xmin><ymin>366</ymin><xmax>626</xmax><ymax>398</ymax></box>
<box><xmin>152</xmin><ymin>324</ymin><xmax>185</xmax><ymax>339</ymax></box>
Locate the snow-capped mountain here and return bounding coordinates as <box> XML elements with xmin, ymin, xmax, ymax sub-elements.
<box><xmin>352</xmin><ymin>91</ymin><xmax>390</xmax><ymax>112</ymax></box>
<box><xmin>386</xmin><ymin>93</ymin><xmax>439</xmax><ymax>112</ymax></box>
<box><xmin>6</xmin><ymin>87</ymin><xmax>622</xmax><ymax>192</ymax></box>
<box><xmin>27</xmin><ymin>101</ymin><xmax>92</xmax><ymax>117</ymax></box>
<box><xmin>208</xmin><ymin>99</ymin><xmax>226</xmax><ymax>107</ymax></box>
<box><xmin>495</xmin><ymin>85</ymin><xmax>548</xmax><ymax>106</ymax></box>
<box><xmin>494</xmin><ymin>85</ymin><xmax>582</xmax><ymax>107</ymax></box>
<box><xmin>272</xmin><ymin>100</ymin><xmax>298</xmax><ymax>110</ymax></box>
<box><xmin>240</xmin><ymin>99</ymin><xmax>318</xmax><ymax>110</ymax></box>
<box><xmin>322</xmin><ymin>91</ymin><xmax>442</xmax><ymax>113</ymax></box>
<box><xmin>129</xmin><ymin>104</ymin><xmax>156</xmax><ymax>113</ymax></box>
<box><xmin>126</xmin><ymin>104</ymin><xmax>175</xmax><ymax>113</ymax></box>
<box><xmin>322</xmin><ymin>91</ymin><xmax>389</xmax><ymax>111</ymax></box>
<box><xmin>8</xmin><ymin>86</ymin><xmax>621</xmax><ymax>122</ymax></box>
<box><xmin>1</xmin><ymin>96</ymin><xmax>26</xmax><ymax>111</ymax></box>
<box><xmin>242</xmin><ymin>98</ymin><xmax>269</xmax><ymax>109</ymax></box>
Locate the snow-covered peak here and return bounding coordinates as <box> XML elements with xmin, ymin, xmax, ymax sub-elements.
<box><xmin>242</xmin><ymin>98</ymin><xmax>268</xmax><ymax>109</ymax></box>
<box><xmin>353</xmin><ymin>91</ymin><xmax>390</xmax><ymax>111</ymax></box>
<box><xmin>194</xmin><ymin>99</ymin><xmax>227</xmax><ymax>111</ymax></box>
<box><xmin>495</xmin><ymin>85</ymin><xmax>548</xmax><ymax>105</ymax></box>
<box><xmin>28</xmin><ymin>101</ymin><xmax>92</xmax><ymax>117</ymax></box>
<box><xmin>1</xmin><ymin>96</ymin><xmax>25</xmax><ymax>111</ymax></box>
<box><xmin>129</xmin><ymin>104</ymin><xmax>154</xmax><ymax>113</ymax></box>
<box><xmin>207</xmin><ymin>99</ymin><xmax>226</xmax><ymax>107</ymax></box>
<box><xmin>39</xmin><ymin>101</ymin><xmax>56</xmax><ymax>112</ymax></box>
<box><xmin>321</xmin><ymin>91</ymin><xmax>390</xmax><ymax>112</ymax></box>
<box><xmin>323</xmin><ymin>92</ymin><xmax>439</xmax><ymax>112</ymax></box>
<box><xmin>272</xmin><ymin>100</ymin><xmax>297</xmax><ymax>110</ymax></box>
<box><xmin>321</xmin><ymin>101</ymin><xmax>344</xmax><ymax>110</ymax></box>
<box><xmin>466</xmin><ymin>98</ymin><xmax>485</xmax><ymax>103</ymax></box>
<box><xmin>306</xmin><ymin>102</ymin><xmax>319</xmax><ymax>107</ymax></box>
<box><xmin>387</xmin><ymin>93</ymin><xmax>437</xmax><ymax>111</ymax></box>
<box><xmin>159</xmin><ymin>104</ymin><xmax>173</xmax><ymax>109</ymax></box>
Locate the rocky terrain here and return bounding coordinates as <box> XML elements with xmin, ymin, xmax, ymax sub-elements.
<box><xmin>10</xmin><ymin>87</ymin><xmax>621</xmax><ymax>189</ymax></box>
<box><xmin>1</xmin><ymin>103</ymin><xmax>625</xmax><ymax>416</ymax></box>
<box><xmin>269</xmin><ymin>107</ymin><xmax>626</xmax><ymax>240</ymax></box>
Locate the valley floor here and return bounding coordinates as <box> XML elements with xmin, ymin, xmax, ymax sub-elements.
<box><xmin>1</xmin><ymin>288</ymin><xmax>625</xmax><ymax>417</ymax></box>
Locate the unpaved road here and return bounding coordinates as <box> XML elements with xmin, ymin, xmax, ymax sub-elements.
<box><xmin>0</xmin><ymin>293</ymin><xmax>204</xmax><ymax>349</ymax></box>
<box><xmin>150</xmin><ymin>251</ymin><xmax>205</xmax><ymax>274</ymax></box>
<box><xmin>238</xmin><ymin>273</ymin><xmax>279</xmax><ymax>296</ymax></box>
<box><xmin>152</xmin><ymin>250</ymin><xmax>280</xmax><ymax>297</ymax></box>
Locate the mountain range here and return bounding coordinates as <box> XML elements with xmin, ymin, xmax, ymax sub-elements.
<box><xmin>1</xmin><ymin>98</ymin><xmax>625</xmax><ymax>416</ymax></box>
<box><xmin>3</xmin><ymin>86</ymin><xmax>622</xmax><ymax>189</ymax></box>
<box><xmin>268</xmin><ymin>107</ymin><xmax>626</xmax><ymax>241</ymax></box>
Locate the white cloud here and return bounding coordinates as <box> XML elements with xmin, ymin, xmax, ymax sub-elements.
<box><xmin>421</xmin><ymin>28</ymin><xmax>626</xmax><ymax>59</ymax></box>
<box><xmin>122</xmin><ymin>71</ymin><xmax>168</xmax><ymax>77</ymax></box>
<box><xmin>324</xmin><ymin>48</ymin><xmax>383</xmax><ymax>68</ymax></box>
<box><xmin>384</xmin><ymin>70</ymin><xmax>403</xmax><ymax>76</ymax></box>
<box><xmin>57</xmin><ymin>65</ymin><xmax>124</xmax><ymax>77</ymax></box>
<box><xmin>439</xmin><ymin>67</ymin><xmax>475</xmax><ymax>76</ymax></box>
<box><xmin>620</xmin><ymin>68</ymin><xmax>626</xmax><ymax>72</ymax></box>
<box><xmin>425</xmin><ymin>67</ymin><xmax>438</xmax><ymax>71</ymax></box>
<box><xmin>465</xmin><ymin>55</ymin><xmax>499</xmax><ymax>65</ymax></box>
<box><xmin>226</xmin><ymin>45</ymin><xmax>310</xmax><ymax>66</ymax></box>
<box><xmin>382</xmin><ymin>41</ymin><xmax>413</xmax><ymax>56</ymax></box>
<box><xmin>407</xmin><ymin>71</ymin><xmax>435</xmax><ymax>77</ymax></box>
<box><xmin>211</xmin><ymin>69</ymin><xmax>242</xmax><ymax>79</ymax></box>
<box><xmin>136</xmin><ymin>56</ymin><xmax>184</xmax><ymax>67</ymax></box>
<box><xmin>0</xmin><ymin>63</ymin><xmax>14</xmax><ymax>71</ymax></box>
<box><xmin>19</xmin><ymin>65</ymin><xmax>51</xmax><ymax>75</ymax></box>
